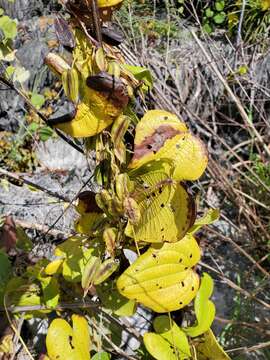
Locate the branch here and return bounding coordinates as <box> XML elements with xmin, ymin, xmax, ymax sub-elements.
<box><xmin>0</xmin><ymin>168</ymin><xmax>71</xmax><ymax>203</ymax></box>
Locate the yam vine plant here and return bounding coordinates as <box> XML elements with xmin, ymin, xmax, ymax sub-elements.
<box><xmin>0</xmin><ymin>0</ymin><xmax>231</xmax><ymax>359</ymax></box>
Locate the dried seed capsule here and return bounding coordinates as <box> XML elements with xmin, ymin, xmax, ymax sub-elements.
<box><xmin>101</xmin><ymin>25</ymin><xmax>124</xmax><ymax>46</ymax></box>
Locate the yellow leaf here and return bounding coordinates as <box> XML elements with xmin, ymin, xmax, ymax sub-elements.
<box><xmin>129</xmin><ymin>110</ymin><xmax>208</xmax><ymax>181</ymax></box>
<box><xmin>46</xmin><ymin>315</ymin><xmax>91</xmax><ymax>360</ymax></box>
<box><xmin>117</xmin><ymin>235</ymin><xmax>201</xmax><ymax>312</ymax></box>
<box><xmin>45</xmin><ymin>259</ymin><xmax>63</xmax><ymax>276</ymax></box>
<box><xmin>75</xmin><ymin>212</ymin><xmax>104</xmax><ymax>234</ymax></box>
<box><xmin>126</xmin><ymin>170</ymin><xmax>196</xmax><ymax>243</ymax></box>
<box><xmin>98</xmin><ymin>0</ymin><xmax>123</xmax><ymax>7</ymax></box>
<box><xmin>55</xmin><ymin>98</ymin><xmax>117</xmax><ymax>138</ymax></box>
<box><xmin>195</xmin><ymin>329</ymin><xmax>231</xmax><ymax>359</ymax></box>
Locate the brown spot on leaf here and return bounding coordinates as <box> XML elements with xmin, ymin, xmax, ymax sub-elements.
<box><xmin>132</xmin><ymin>125</ymin><xmax>185</xmax><ymax>161</ymax></box>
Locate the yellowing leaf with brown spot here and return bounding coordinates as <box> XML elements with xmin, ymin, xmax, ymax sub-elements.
<box><xmin>117</xmin><ymin>235</ymin><xmax>200</xmax><ymax>312</ymax></box>
<box><xmin>46</xmin><ymin>315</ymin><xmax>91</xmax><ymax>360</ymax></box>
<box><xmin>126</xmin><ymin>169</ymin><xmax>196</xmax><ymax>243</ymax></box>
<box><xmin>129</xmin><ymin>110</ymin><xmax>208</xmax><ymax>181</ymax></box>
<box><xmin>55</xmin><ymin>90</ymin><xmax>121</xmax><ymax>138</ymax></box>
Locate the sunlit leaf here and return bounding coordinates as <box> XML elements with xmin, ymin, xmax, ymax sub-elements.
<box><xmin>31</xmin><ymin>93</ymin><xmax>45</xmax><ymax>109</ymax></box>
<box><xmin>45</xmin><ymin>259</ymin><xmax>63</xmax><ymax>276</ymax></box>
<box><xmin>184</xmin><ymin>273</ymin><xmax>215</xmax><ymax>337</ymax></box>
<box><xmin>195</xmin><ymin>329</ymin><xmax>231</xmax><ymax>359</ymax></box>
<box><xmin>46</xmin><ymin>315</ymin><xmax>91</xmax><ymax>360</ymax></box>
<box><xmin>92</xmin><ymin>352</ymin><xmax>110</xmax><ymax>360</ymax></box>
<box><xmin>0</xmin><ymin>15</ymin><xmax>17</xmax><ymax>39</ymax></box>
<box><xmin>54</xmin><ymin>237</ymin><xmax>94</xmax><ymax>282</ymax></box>
<box><xmin>117</xmin><ymin>235</ymin><xmax>200</xmax><ymax>312</ymax></box>
<box><xmin>188</xmin><ymin>208</ymin><xmax>219</xmax><ymax>235</ymax></box>
<box><xmin>129</xmin><ymin>110</ymin><xmax>208</xmax><ymax>181</ymax></box>
<box><xmin>126</xmin><ymin>168</ymin><xmax>196</xmax><ymax>243</ymax></box>
<box><xmin>123</xmin><ymin>64</ymin><xmax>153</xmax><ymax>90</ymax></box>
<box><xmin>40</xmin><ymin>277</ymin><xmax>60</xmax><ymax>308</ymax></box>
<box><xmin>144</xmin><ymin>316</ymin><xmax>191</xmax><ymax>360</ymax></box>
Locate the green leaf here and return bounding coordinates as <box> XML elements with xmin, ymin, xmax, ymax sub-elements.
<box><xmin>28</xmin><ymin>122</ymin><xmax>39</xmax><ymax>133</ymax></box>
<box><xmin>213</xmin><ymin>12</ymin><xmax>226</xmax><ymax>24</ymax></box>
<box><xmin>40</xmin><ymin>277</ymin><xmax>60</xmax><ymax>308</ymax></box>
<box><xmin>55</xmin><ymin>237</ymin><xmax>94</xmax><ymax>283</ymax></box>
<box><xmin>144</xmin><ymin>316</ymin><xmax>191</xmax><ymax>360</ymax></box>
<box><xmin>0</xmin><ymin>9</ymin><xmax>4</xmax><ymax>16</ymax></box>
<box><xmin>92</xmin><ymin>352</ymin><xmax>111</xmax><ymax>360</ymax></box>
<box><xmin>0</xmin><ymin>250</ymin><xmax>12</xmax><ymax>304</ymax></box>
<box><xmin>184</xmin><ymin>273</ymin><xmax>215</xmax><ymax>337</ymax></box>
<box><xmin>97</xmin><ymin>281</ymin><xmax>136</xmax><ymax>317</ymax></box>
<box><xmin>205</xmin><ymin>8</ymin><xmax>214</xmax><ymax>18</ymax></box>
<box><xmin>5</xmin><ymin>277</ymin><xmax>41</xmax><ymax>308</ymax></box>
<box><xmin>0</xmin><ymin>15</ymin><xmax>17</xmax><ymax>39</ymax></box>
<box><xmin>188</xmin><ymin>208</ymin><xmax>219</xmax><ymax>234</ymax></box>
<box><xmin>38</xmin><ymin>126</ymin><xmax>54</xmax><ymax>141</ymax></box>
<box><xmin>202</xmin><ymin>22</ymin><xmax>213</xmax><ymax>33</ymax></box>
<box><xmin>15</xmin><ymin>226</ymin><xmax>33</xmax><ymax>252</ymax></box>
<box><xmin>215</xmin><ymin>1</ymin><xmax>225</xmax><ymax>11</ymax></box>
<box><xmin>123</xmin><ymin>64</ymin><xmax>153</xmax><ymax>89</ymax></box>
<box><xmin>31</xmin><ymin>93</ymin><xmax>45</xmax><ymax>109</ymax></box>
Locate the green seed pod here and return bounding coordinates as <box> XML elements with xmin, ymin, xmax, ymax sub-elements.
<box><xmin>81</xmin><ymin>256</ymin><xmax>101</xmax><ymax>295</ymax></box>
<box><xmin>62</xmin><ymin>68</ymin><xmax>79</xmax><ymax>103</ymax></box>
<box><xmin>94</xmin><ymin>258</ymin><xmax>119</xmax><ymax>285</ymax></box>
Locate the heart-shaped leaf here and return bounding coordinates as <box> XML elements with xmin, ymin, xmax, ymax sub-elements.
<box><xmin>46</xmin><ymin>315</ymin><xmax>91</xmax><ymax>360</ymax></box>
<box><xmin>144</xmin><ymin>315</ymin><xmax>191</xmax><ymax>360</ymax></box>
<box><xmin>126</xmin><ymin>167</ymin><xmax>196</xmax><ymax>243</ymax></box>
<box><xmin>117</xmin><ymin>235</ymin><xmax>200</xmax><ymax>312</ymax></box>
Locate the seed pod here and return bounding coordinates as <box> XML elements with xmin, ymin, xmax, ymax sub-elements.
<box><xmin>107</xmin><ymin>61</ymin><xmax>121</xmax><ymax>78</ymax></box>
<box><xmin>81</xmin><ymin>256</ymin><xmax>101</xmax><ymax>296</ymax></box>
<box><xmin>94</xmin><ymin>258</ymin><xmax>119</xmax><ymax>285</ymax></box>
<box><xmin>111</xmin><ymin>115</ymin><xmax>130</xmax><ymax>163</ymax></box>
<box><xmin>124</xmin><ymin>197</ymin><xmax>141</xmax><ymax>225</ymax></box>
<box><xmin>101</xmin><ymin>25</ymin><xmax>124</xmax><ymax>46</ymax></box>
<box><xmin>103</xmin><ymin>227</ymin><xmax>118</xmax><ymax>257</ymax></box>
<box><xmin>115</xmin><ymin>173</ymin><xmax>132</xmax><ymax>202</ymax></box>
<box><xmin>45</xmin><ymin>53</ymin><xmax>70</xmax><ymax>77</ymax></box>
<box><xmin>86</xmin><ymin>71</ymin><xmax>122</xmax><ymax>92</ymax></box>
<box><xmin>94</xmin><ymin>47</ymin><xmax>107</xmax><ymax>72</ymax></box>
<box><xmin>62</xmin><ymin>68</ymin><xmax>79</xmax><ymax>103</ymax></box>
